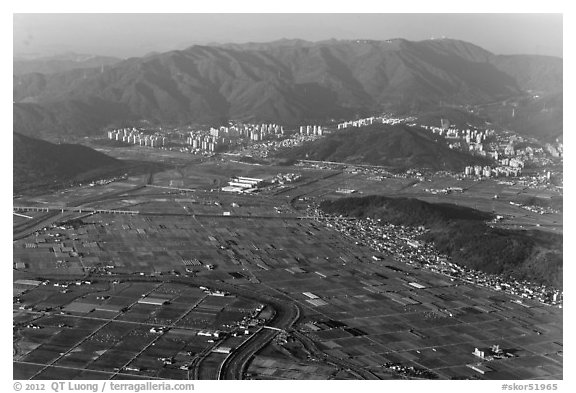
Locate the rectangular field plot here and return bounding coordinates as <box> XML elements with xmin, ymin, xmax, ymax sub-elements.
<box><xmin>14</xmin><ymin>171</ymin><xmax>562</xmax><ymax>380</ymax></box>
<box><xmin>13</xmin><ymin>363</ymin><xmax>45</xmax><ymax>380</ymax></box>
<box><xmin>87</xmin><ymin>349</ymin><xmax>141</xmax><ymax>373</ymax></box>
<box><xmin>13</xmin><ymin>279</ymin><xmax>266</xmax><ymax>379</ymax></box>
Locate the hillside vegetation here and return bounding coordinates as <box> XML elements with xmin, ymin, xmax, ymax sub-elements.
<box><xmin>319</xmin><ymin>195</ymin><xmax>562</xmax><ymax>288</ymax></box>
<box><xmin>13</xmin><ymin>132</ymin><xmax>125</xmax><ymax>193</ymax></box>
<box><xmin>280</xmin><ymin>124</ymin><xmax>491</xmax><ymax>171</ymax></box>
<box><xmin>13</xmin><ymin>38</ymin><xmax>562</xmax><ymax>139</ymax></box>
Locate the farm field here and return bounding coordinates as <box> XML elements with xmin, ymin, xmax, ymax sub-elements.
<box><xmin>14</xmin><ymin>281</ymin><xmax>267</xmax><ymax>380</ymax></box>
<box><xmin>13</xmin><ymin>156</ymin><xmax>562</xmax><ymax>380</ymax></box>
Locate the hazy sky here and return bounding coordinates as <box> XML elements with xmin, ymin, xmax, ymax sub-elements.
<box><xmin>14</xmin><ymin>13</ymin><xmax>563</xmax><ymax>58</ymax></box>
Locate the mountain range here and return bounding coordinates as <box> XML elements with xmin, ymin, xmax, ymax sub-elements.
<box><xmin>13</xmin><ymin>38</ymin><xmax>562</xmax><ymax>140</ymax></box>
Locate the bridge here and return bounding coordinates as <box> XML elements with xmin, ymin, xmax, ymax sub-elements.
<box><xmin>12</xmin><ymin>206</ymin><xmax>321</xmax><ymax>220</ymax></box>
<box><xmin>13</xmin><ymin>206</ymin><xmax>139</xmax><ymax>215</ymax></box>
<box><xmin>13</xmin><ymin>212</ymin><xmax>33</xmax><ymax>219</ymax></box>
<box><xmin>262</xmin><ymin>325</ymin><xmax>286</xmax><ymax>333</ymax></box>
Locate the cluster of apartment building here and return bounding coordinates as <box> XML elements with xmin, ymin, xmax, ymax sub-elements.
<box><xmin>186</xmin><ymin>134</ymin><xmax>219</xmax><ymax>152</ymax></box>
<box><xmin>459</xmin><ymin>134</ymin><xmax>561</xmax><ymax>179</ymax></box>
<box><xmin>500</xmin><ymin>142</ymin><xmax>536</xmax><ymax>160</ymax></box>
<box><xmin>107</xmin><ymin>128</ymin><xmax>166</xmax><ymax>147</ymax></box>
<box><xmin>498</xmin><ymin>157</ymin><xmax>524</xmax><ymax>168</ymax></box>
<box><xmin>464</xmin><ymin>165</ymin><xmax>522</xmax><ymax>178</ymax></box>
<box><xmin>544</xmin><ymin>142</ymin><xmax>562</xmax><ymax>158</ymax></box>
<box><xmin>424</xmin><ymin>123</ymin><xmax>550</xmax><ymax>171</ymax></box>
<box><xmin>332</xmin><ymin>116</ymin><xmax>560</xmax><ymax>182</ymax></box>
<box><xmin>298</xmin><ymin>125</ymin><xmax>324</xmax><ymax>136</ymax></box>
<box><xmin>413</xmin><ymin>124</ymin><xmax>559</xmax><ymax>179</ymax></box>
<box><xmin>428</xmin><ymin>126</ymin><xmax>494</xmax><ymax>142</ymax></box>
<box><xmin>494</xmin><ymin>134</ymin><xmax>561</xmax><ymax>164</ymax></box>
<box><xmin>212</xmin><ymin>123</ymin><xmax>284</xmax><ymax>140</ymax></box>
<box><xmin>185</xmin><ymin>123</ymin><xmax>287</xmax><ymax>153</ymax></box>
<box><xmin>425</xmin><ymin>125</ymin><xmax>496</xmax><ymax>157</ymax></box>
<box><xmin>337</xmin><ymin>114</ymin><xmax>408</xmax><ymax>129</ymax></box>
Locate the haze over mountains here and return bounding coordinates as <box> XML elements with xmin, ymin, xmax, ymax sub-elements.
<box><xmin>13</xmin><ymin>52</ymin><xmax>121</xmax><ymax>76</ymax></box>
<box><xmin>281</xmin><ymin>124</ymin><xmax>491</xmax><ymax>171</ymax></box>
<box><xmin>13</xmin><ymin>38</ymin><xmax>562</xmax><ymax>140</ymax></box>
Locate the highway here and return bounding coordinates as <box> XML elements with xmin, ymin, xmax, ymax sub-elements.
<box><xmin>13</xmin><ymin>181</ymin><xmax>150</xmax><ymax>240</ymax></box>
<box><xmin>13</xmin><ymin>166</ymin><xmax>161</xmax><ymax>240</ymax></box>
<box><xmin>218</xmin><ymin>328</ymin><xmax>277</xmax><ymax>380</ymax></box>
<box><xmin>13</xmin><ymin>205</ymin><xmax>313</xmax><ymax>225</ymax></box>
<box><xmin>14</xmin><ymin>206</ymin><xmax>139</xmax><ymax>214</ymax></box>
<box><xmin>218</xmin><ymin>297</ymin><xmax>300</xmax><ymax>380</ymax></box>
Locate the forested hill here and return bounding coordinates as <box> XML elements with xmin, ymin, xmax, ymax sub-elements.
<box><xmin>319</xmin><ymin>194</ymin><xmax>492</xmax><ymax>226</ymax></box>
<box><xmin>279</xmin><ymin>124</ymin><xmax>492</xmax><ymax>171</ymax></box>
<box><xmin>13</xmin><ymin>132</ymin><xmax>124</xmax><ymax>193</ymax></box>
<box><xmin>319</xmin><ymin>195</ymin><xmax>563</xmax><ymax>289</ymax></box>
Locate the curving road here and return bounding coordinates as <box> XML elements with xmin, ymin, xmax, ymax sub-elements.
<box><xmin>218</xmin><ymin>300</ymin><xmax>300</xmax><ymax>380</ymax></box>
<box><xmin>23</xmin><ymin>273</ymin><xmax>302</xmax><ymax>380</ymax></box>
